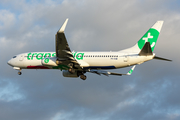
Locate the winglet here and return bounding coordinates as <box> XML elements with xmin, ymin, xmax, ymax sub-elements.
<box><xmin>88</xmin><ymin>65</ymin><xmax>136</xmax><ymax>76</ymax></box>
<box><xmin>58</xmin><ymin>18</ymin><xmax>69</xmax><ymax>33</ymax></box>
<box><xmin>127</xmin><ymin>65</ymin><xmax>136</xmax><ymax>75</ymax></box>
<box><xmin>109</xmin><ymin>65</ymin><xmax>136</xmax><ymax>76</ymax></box>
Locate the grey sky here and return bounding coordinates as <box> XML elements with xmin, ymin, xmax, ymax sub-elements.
<box><xmin>0</xmin><ymin>0</ymin><xmax>180</xmax><ymax>120</ymax></box>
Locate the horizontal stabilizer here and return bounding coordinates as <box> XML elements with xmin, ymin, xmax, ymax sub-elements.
<box><xmin>154</xmin><ymin>56</ymin><xmax>172</xmax><ymax>61</ymax></box>
<box><xmin>139</xmin><ymin>42</ymin><xmax>153</xmax><ymax>56</ymax></box>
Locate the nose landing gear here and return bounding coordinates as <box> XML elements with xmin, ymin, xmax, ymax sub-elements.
<box><xmin>18</xmin><ymin>71</ymin><xmax>22</xmax><ymax>75</ymax></box>
<box><xmin>13</xmin><ymin>67</ymin><xmax>22</xmax><ymax>75</ymax></box>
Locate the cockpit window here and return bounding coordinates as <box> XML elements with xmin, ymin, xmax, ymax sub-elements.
<box><xmin>13</xmin><ymin>56</ymin><xmax>16</xmax><ymax>58</ymax></box>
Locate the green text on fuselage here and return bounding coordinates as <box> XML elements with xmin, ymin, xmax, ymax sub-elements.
<box><xmin>27</xmin><ymin>52</ymin><xmax>84</xmax><ymax>60</ymax></box>
<box><xmin>72</xmin><ymin>52</ymin><xmax>84</xmax><ymax>60</ymax></box>
<box><xmin>27</xmin><ymin>53</ymin><xmax>56</xmax><ymax>60</ymax></box>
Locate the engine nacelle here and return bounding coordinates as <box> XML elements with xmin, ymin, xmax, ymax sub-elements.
<box><xmin>41</xmin><ymin>57</ymin><xmax>58</xmax><ymax>67</ymax></box>
<box><xmin>62</xmin><ymin>70</ymin><xmax>78</xmax><ymax>78</ymax></box>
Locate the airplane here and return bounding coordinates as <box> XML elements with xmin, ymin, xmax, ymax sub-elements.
<box><xmin>7</xmin><ymin>19</ymin><xmax>171</xmax><ymax>80</ymax></box>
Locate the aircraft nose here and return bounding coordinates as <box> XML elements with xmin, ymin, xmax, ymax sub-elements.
<box><xmin>7</xmin><ymin>59</ymin><xmax>12</xmax><ymax>66</ymax></box>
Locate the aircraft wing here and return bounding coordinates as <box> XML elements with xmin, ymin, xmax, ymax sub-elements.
<box><xmin>88</xmin><ymin>65</ymin><xmax>136</xmax><ymax>76</ymax></box>
<box><xmin>56</xmin><ymin>19</ymin><xmax>81</xmax><ymax>69</ymax></box>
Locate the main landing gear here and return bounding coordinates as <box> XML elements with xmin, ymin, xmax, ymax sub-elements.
<box><xmin>68</xmin><ymin>63</ymin><xmax>87</xmax><ymax>80</ymax></box>
<box><xmin>68</xmin><ymin>69</ymin><xmax>87</xmax><ymax>80</ymax></box>
<box><xmin>77</xmin><ymin>71</ymin><xmax>87</xmax><ymax>80</ymax></box>
<box><xmin>80</xmin><ymin>75</ymin><xmax>87</xmax><ymax>80</ymax></box>
<box><xmin>68</xmin><ymin>68</ymin><xmax>75</xmax><ymax>74</ymax></box>
<box><xmin>68</xmin><ymin>63</ymin><xmax>76</xmax><ymax>74</ymax></box>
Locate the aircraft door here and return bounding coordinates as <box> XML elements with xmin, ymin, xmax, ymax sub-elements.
<box><xmin>123</xmin><ymin>54</ymin><xmax>129</xmax><ymax>62</ymax></box>
<box><xmin>19</xmin><ymin>54</ymin><xmax>24</xmax><ymax>61</ymax></box>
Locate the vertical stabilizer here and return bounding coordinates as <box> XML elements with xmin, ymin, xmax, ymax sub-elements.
<box><xmin>122</xmin><ymin>21</ymin><xmax>164</xmax><ymax>53</ymax></box>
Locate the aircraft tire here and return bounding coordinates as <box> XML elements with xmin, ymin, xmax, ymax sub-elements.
<box><xmin>68</xmin><ymin>68</ymin><xmax>75</xmax><ymax>74</ymax></box>
<box><xmin>80</xmin><ymin>75</ymin><xmax>87</xmax><ymax>80</ymax></box>
<box><xmin>18</xmin><ymin>72</ymin><xmax>22</xmax><ymax>75</ymax></box>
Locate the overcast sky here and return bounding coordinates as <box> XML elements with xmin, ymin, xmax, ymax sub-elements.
<box><xmin>0</xmin><ymin>0</ymin><xmax>180</xmax><ymax>120</ymax></box>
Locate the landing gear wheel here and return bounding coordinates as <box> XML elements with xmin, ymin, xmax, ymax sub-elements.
<box><xmin>18</xmin><ymin>72</ymin><xmax>22</xmax><ymax>75</ymax></box>
<box><xmin>80</xmin><ymin>75</ymin><xmax>87</xmax><ymax>80</ymax></box>
<box><xmin>68</xmin><ymin>68</ymin><xmax>75</xmax><ymax>74</ymax></box>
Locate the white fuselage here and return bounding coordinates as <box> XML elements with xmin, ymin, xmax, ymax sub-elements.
<box><xmin>8</xmin><ymin>51</ymin><xmax>155</xmax><ymax>70</ymax></box>
<box><xmin>7</xmin><ymin>20</ymin><xmax>165</xmax><ymax>80</ymax></box>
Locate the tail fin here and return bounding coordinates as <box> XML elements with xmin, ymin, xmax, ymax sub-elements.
<box><xmin>137</xmin><ymin>21</ymin><xmax>164</xmax><ymax>51</ymax></box>
<box><xmin>123</xmin><ymin>21</ymin><xmax>164</xmax><ymax>53</ymax></box>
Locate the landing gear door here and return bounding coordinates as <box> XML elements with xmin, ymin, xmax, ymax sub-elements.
<box><xmin>19</xmin><ymin>54</ymin><xmax>24</xmax><ymax>61</ymax></box>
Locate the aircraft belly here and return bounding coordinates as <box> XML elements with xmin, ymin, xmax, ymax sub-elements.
<box><xmin>117</xmin><ymin>56</ymin><xmax>154</xmax><ymax>68</ymax></box>
<box><xmin>83</xmin><ymin>58</ymin><xmax>121</xmax><ymax>69</ymax></box>
<box><xmin>23</xmin><ymin>59</ymin><xmax>46</xmax><ymax>69</ymax></box>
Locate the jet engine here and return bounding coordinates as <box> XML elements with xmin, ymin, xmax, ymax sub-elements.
<box><xmin>41</xmin><ymin>57</ymin><xmax>58</xmax><ymax>67</ymax></box>
<box><xmin>62</xmin><ymin>70</ymin><xmax>79</xmax><ymax>78</ymax></box>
